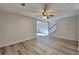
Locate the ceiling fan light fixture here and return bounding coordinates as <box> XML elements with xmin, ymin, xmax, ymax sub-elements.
<box><xmin>42</xmin><ymin>11</ymin><xmax>48</xmax><ymax>19</ymax></box>
<box><xmin>43</xmin><ymin>16</ymin><xmax>47</xmax><ymax>19</ymax></box>
<box><xmin>43</xmin><ymin>12</ymin><xmax>47</xmax><ymax>16</ymax></box>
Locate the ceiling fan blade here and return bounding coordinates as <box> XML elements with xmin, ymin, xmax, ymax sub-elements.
<box><xmin>49</xmin><ymin>15</ymin><xmax>54</xmax><ymax>17</ymax></box>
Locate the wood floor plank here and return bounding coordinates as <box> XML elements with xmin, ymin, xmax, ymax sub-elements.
<box><xmin>24</xmin><ymin>41</ymin><xmax>56</xmax><ymax>55</ymax></box>
<box><xmin>0</xmin><ymin>47</ymin><xmax>6</xmax><ymax>55</ymax></box>
<box><xmin>5</xmin><ymin>45</ymin><xmax>18</xmax><ymax>55</ymax></box>
<box><xmin>28</xmin><ymin>40</ymin><xmax>66</xmax><ymax>55</ymax></box>
<box><xmin>0</xmin><ymin>36</ymin><xmax>78</xmax><ymax>55</ymax></box>
<box><xmin>13</xmin><ymin>43</ymin><xmax>27</xmax><ymax>55</ymax></box>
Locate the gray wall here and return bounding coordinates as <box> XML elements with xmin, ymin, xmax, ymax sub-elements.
<box><xmin>0</xmin><ymin>11</ymin><xmax>36</xmax><ymax>47</ymax></box>
<box><xmin>52</xmin><ymin>16</ymin><xmax>78</xmax><ymax>41</ymax></box>
<box><xmin>78</xmin><ymin>16</ymin><xmax>79</xmax><ymax>41</ymax></box>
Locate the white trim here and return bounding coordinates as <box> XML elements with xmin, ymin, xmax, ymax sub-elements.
<box><xmin>0</xmin><ymin>37</ymin><xmax>36</xmax><ymax>48</ymax></box>
<box><xmin>52</xmin><ymin>36</ymin><xmax>78</xmax><ymax>41</ymax></box>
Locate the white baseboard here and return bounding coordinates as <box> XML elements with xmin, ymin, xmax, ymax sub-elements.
<box><xmin>0</xmin><ymin>37</ymin><xmax>36</xmax><ymax>48</ymax></box>
<box><xmin>51</xmin><ymin>35</ymin><xmax>78</xmax><ymax>41</ymax></box>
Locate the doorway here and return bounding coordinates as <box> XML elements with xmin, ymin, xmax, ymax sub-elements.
<box><xmin>36</xmin><ymin>21</ymin><xmax>49</xmax><ymax>36</ymax></box>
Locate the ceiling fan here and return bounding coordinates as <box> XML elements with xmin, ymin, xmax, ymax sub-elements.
<box><xmin>42</xmin><ymin>3</ymin><xmax>53</xmax><ymax>19</ymax></box>
<box><xmin>21</xmin><ymin>3</ymin><xmax>54</xmax><ymax>19</ymax></box>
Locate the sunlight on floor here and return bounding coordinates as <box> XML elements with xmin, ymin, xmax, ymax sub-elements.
<box><xmin>37</xmin><ymin>33</ymin><xmax>48</xmax><ymax>36</ymax></box>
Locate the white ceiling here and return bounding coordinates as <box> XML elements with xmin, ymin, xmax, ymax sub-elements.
<box><xmin>0</xmin><ymin>3</ymin><xmax>79</xmax><ymax>22</ymax></box>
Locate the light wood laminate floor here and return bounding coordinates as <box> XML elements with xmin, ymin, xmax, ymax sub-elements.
<box><xmin>0</xmin><ymin>36</ymin><xmax>78</xmax><ymax>55</ymax></box>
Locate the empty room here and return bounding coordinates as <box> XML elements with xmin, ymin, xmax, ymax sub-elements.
<box><xmin>0</xmin><ymin>3</ymin><xmax>79</xmax><ymax>55</ymax></box>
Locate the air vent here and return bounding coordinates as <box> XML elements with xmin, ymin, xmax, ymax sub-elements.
<box><xmin>21</xmin><ymin>3</ymin><xmax>26</xmax><ymax>6</ymax></box>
